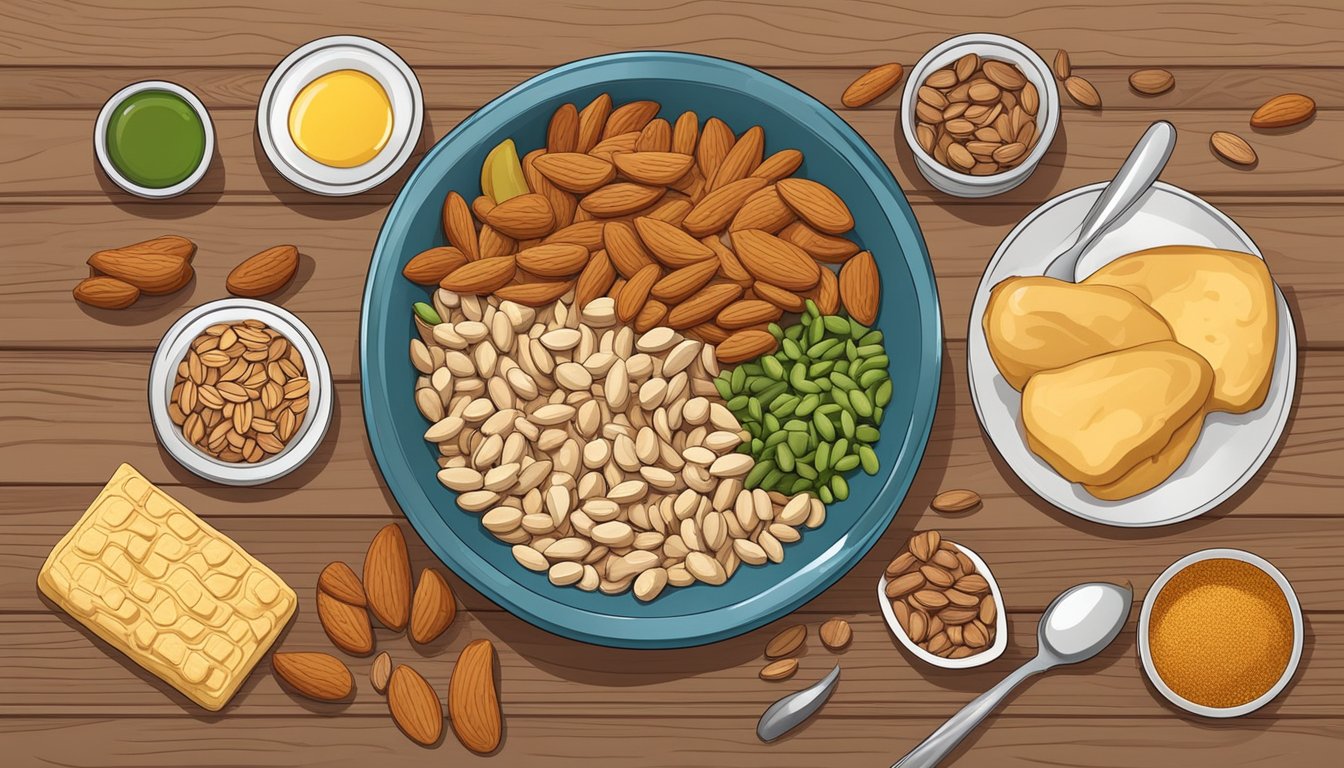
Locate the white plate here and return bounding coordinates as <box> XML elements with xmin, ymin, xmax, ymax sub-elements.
<box><xmin>967</xmin><ymin>181</ymin><xmax>1297</xmax><ymax>527</ymax></box>
<box><xmin>149</xmin><ymin>299</ymin><xmax>333</xmax><ymax>486</ymax></box>
<box><xmin>257</xmin><ymin>36</ymin><xmax>423</xmax><ymax>196</ymax></box>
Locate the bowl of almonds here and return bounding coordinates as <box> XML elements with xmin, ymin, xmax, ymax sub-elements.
<box><xmin>878</xmin><ymin>530</ymin><xmax>1007</xmax><ymax>668</ymax></box>
<box><xmin>150</xmin><ymin>298</ymin><xmax>333</xmax><ymax>485</ymax></box>
<box><xmin>901</xmin><ymin>33</ymin><xmax>1060</xmax><ymax>198</ymax></box>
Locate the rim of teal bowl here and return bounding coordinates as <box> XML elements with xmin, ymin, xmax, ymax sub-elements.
<box><xmin>361</xmin><ymin>51</ymin><xmax>941</xmax><ymax>648</ymax></box>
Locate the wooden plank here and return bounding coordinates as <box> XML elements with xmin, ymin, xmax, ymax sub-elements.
<box><xmin>3</xmin><ymin>109</ymin><xmax>1342</xmax><ymax>205</ymax></box>
<box><xmin>2</xmin><ymin>201</ymin><xmax>1340</xmax><ymax>361</ymax></box>
<box><xmin>1</xmin><ymin>342</ymin><xmax>1340</xmax><ymax>514</ymax></box>
<box><xmin>4</xmin><ymin>502</ymin><xmax>1343</xmax><ymax>616</ymax></box>
<box><xmin>4</xmin><ymin>65</ymin><xmax>1343</xmax><ymax>111</ymax></box>
<box><xmin>4</xmin><ymin>1</ymin><xmax>1343</xmax><ymax>67</ymax></box>
<box><xmin>1</xmin><ymin>607</ymin><xmax>1338</xmax><ymax>717</ymax></box>
<box><xmin>3</xmin><ymin>715</ymin><xmax>1339</xmax><ymax>767</ymax></box>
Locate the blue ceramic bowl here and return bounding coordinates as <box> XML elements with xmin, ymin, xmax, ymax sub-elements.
<box><xmin>361</xmin><ymin>52</ymin><xmax>940</xmax><ymax>648</ymax></box>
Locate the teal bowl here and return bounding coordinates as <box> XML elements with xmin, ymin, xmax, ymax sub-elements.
<box><xmin>361</xmin><ymin>52</ymin><xmax>940</xmax><ymax>648</ymax></box>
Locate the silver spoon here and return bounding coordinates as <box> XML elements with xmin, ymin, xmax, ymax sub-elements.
<box><xmin>891</xmin><ymin>582</ymin><xmax>1132</xmax><ymax>768</ymax></box>
<box><xmin>757</xmin><ymin>663</ymin><xmax>840</xmax><ymax>742</ymax></box>
<box><xmin>1042</xmin><ymin>121</ymin><xmax>1176</xmax><ymax>282</ymax></box>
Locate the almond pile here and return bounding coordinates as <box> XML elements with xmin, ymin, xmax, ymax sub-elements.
<box><xmin>757</xmin><ymin>617</ymin><xmax>852</xmax><ymax>681</ymax></box>
<box><xmin>1053</xmin><ymin>49</ymin><xmax>1101</xmax><ymax>109</ymax></box>
<box><xmin>171</xmin><ymin>319</ymin><xmax>309</xmax><ymax>463</ymax></box>
<box><xmin>401</xmin><ymin>93</ymin><xmax>881</xmax><ymax>363</ymax></box>
<box><xmin>884</xmin><ymin>531</ymin><xmax>998</xmax><ymax>660</ymax></box>
<box><xmin>274</xmin><ymin>523</ymin><xmax>504</xmax><ymax>751</ymax></box>
<box><xmin>913</xmin><ymin>54</ymin><xmax>1041</xmax><ymax>175</ymax></box>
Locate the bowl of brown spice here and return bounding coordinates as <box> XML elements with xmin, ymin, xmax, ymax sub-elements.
<box><xmin>1139</xmin><ymin>549</ymin><xmax>1303</xmax><ymax>717</ymax></box>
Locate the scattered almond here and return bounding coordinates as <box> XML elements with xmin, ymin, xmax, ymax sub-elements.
<box><xmin>226</xmin><ymin>245</ymin><xmax>299</xmax><ymax>298</ymax></box>
<box><xmin>842</xmin><ymin>63</ymin><xmax>905</xmax><ymax>108</ymax></box>
<box><xmin>1064</xmin><ymin>76</ymin><xmax>1102</xmax><ymax>108</ymax></box>
<box><xmin>364</xmin><ymin>524</ymin><xmax>414</xmax><ymax>631</ymax></box>
<box><xmin>388</xmin><ymin>664</ymin><xmax>443</xmax><ymax>746</ymax></box>
<box><xmin>1052</xmin><ymin>49</ymin><xmax>1071</xmax><ymax>81</ymax></box>
<box><xmin>370</xmin><ymin>651</ymin><xmax>392</xmax><ymax>694</ymax></box>
<box><xmin>759</xmin><ymin>658</ymin><xmax>800</xmax><ymax>681</ymax></box>
<box><xmin>1250</xmin><ymin>93</ymin><xmax>1316</xmax><ymax>129</ymax></box>
<box><xmin>317</xmin><ymin>590</ymin><xmax>374</xmax><ymax>656</ymax></box>
<box><xmin>1128</xmin><ymin>69</ymin><xmax>1175</xmax><ymax>95</ymax></box>
<box><xmin>449</xmin><ymin>639</ymin><xmax>502</xmax><ymax>754</ymax></box>
<box><xmin>764</xmin><ymin>624</ymin><xmax>807</xmax><ymax>659</ymax></box>
<box><xmin>272</xmin><ymin>652</ymin><xmax>353</xmax><ymax>701</ymax></box>
<box><xmin>819</xmin><ymin>618</ymin><xmax>853</xmax><ymax>651</ymax></box>
<box><xmin>409</xmin><ymin>567</ymin><xmax>457</xmax><ymax>644</ymax></box>
<box><xmin>930</xmin><ymin>489</ymin><xmax>982</xmax><ymax>514</ymax></box>
<box><xmin>73</xmin><ymin>276</ymin><xmax>140</xmax><ymax>309</ymax></box>
<box><xmin>1211</xmin><ymin>131</ymin><xmax>1257</xmax><ymax>166</ymax></box>
<box><xmin>318</xmin><ymin>561</ymin><xmax>367</xmax><ymax>607</ymax></box>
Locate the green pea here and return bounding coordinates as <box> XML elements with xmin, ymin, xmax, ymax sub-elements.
<box><xmin>858</xmin><ymin>368</ymin><xmax>886</xmax><ymax>388</ymax></box>
<box><xmin>814</xmin><ymin>442</ymin><xmax>831</xmax><ymax>471</ymax></box>
<box><xmin>860</xmin><ymin>330</ymin><xmax>884</xmax><ymax>346</ymax></box>
<box><xmin>848</xmin><ymin>318</ymin><xmax>866</xmax><ymax>338</ymax></box>
<box><xmin>814</xmin><ymin>412</ymin><xmax>836</xmax><ymax>440</ymax></box>
<box><xmin>856</xmin><ymin>343</ymin><xmax>884</xmax><ymax>358</ymax></box>
<box><xmin>714</xmin><ymin>377</ymin><xmax>733</xmax><ymax>400</ymax></box>
<box><xmin>776</xmin><ymin>443</ymin><xmax>795</xmax><ymax>471</ymax></box>
<box><xmin>821</xmin><ymin>342</ymin><xmax>846</xmax><ymax>361</ymax></box>
<box><xmin>808</xmin><ymin>319</ymin><xmax>824</xmax><ymax>344</ymax></box>
<box><xmin>819</xmin><ymin>485</ymin><xmax>834</xmax><ymax>504</ymax></box>
<box><xmin>823</xmin><ymin>316</ymin><xmax>850</xmax><ymax>335</ymax></box>
<box><xmin>762</xmin><ymin>468</ymin><xmax>783</xmax><ymax>490</ymax></box>
<box><xmin>858</xmin><ymin>445</ymin><xmax>879</xmax><ymax>475</ymax></box>
<box><xmin>761</xmin><ymin>356</ymin><xmax>785</xmax><ymax>379</ymax></box>
<box><xmin>831</xmin><ymin>474</ymin><xmax>849</xmax><ymax>501</ymax></box>
<box><xmin>834</xmin><ymin>454</ymin><xmax>861</xmax><ymax>472</ymax></box>
<box><xmin>747</xmin><ymin>397</ymin><xmax>763</xmax><ymax>422</ymax></box>
<box><xmin>796</xmin><ymin>461</ymin><xmax>818</xmax><ymax>480</ymax></box>
<box><xmin>763</xmin><ymin>413</ymin><xmax>780</xmax><ymax>433</ymax></box>
<box><xmin>731</xmin><ymin>366</ymin><xmax>746</xmax><ymax>392</ymax></box>
<box><xmin>768</xmin><ymin>323</ymin><xmax>785</xmax><ymax>340</ymax></box>
<box><xmin>783</xmin><ymin>419</ymin><xmax>808</xmax><ymax>432</ymax></box>
<box><xmin>413</xmin><ymin>302</ymin><xmax>441</xmax><ymax>325</ymax></box>
<box><xmin>830</xmin><ymin>371</ymin><xmax>858</xmax><ymax>390</ymax></box>
<box><xmin>787</xmin><ymin>431</ymin><xmax>809</xmax><ymax>456</ymax></box>
<box><xmin>804</xmin><ymin>299</ymin><xmax>820</xmax><ymax>318</ymax></box>
<box><xmin>840</xmin><ymin>409</ymin><xmax>856</xmax><ymax>438</ymax></box>
<box><xmin>785</xmin><ymin>324</ymin><xmax>804</xmax><ymax>341</ymax></box>
<box><xmin>856</xmin><ymin>425</ymin><xmax>881</xmax><ymax>443</ymax></box>
<box><xmin>790</xmin><ymin>477</ymin><xmax>813</xmax><ymax>495</ymax></box>
<box><xmin>875</xmin><ymin>379</ymin><xmax>893</xmax><ymax>407</ymax></box>
<box><xmin>849</xmin><ymin>389</ymin><xmax>873</xmax><ymax>417</ymax></box>
<box><xmin>808</xmin><ymin>338</ymin><xmax>839</xmax><ymax>358</ymax></box>
<box><xmin>781</xmin><ymin>338</ymin><xmax>802</xmax><ymax>359</ymax></box>
<box><xmin>745</xmin><ymin>460</ymin><xmax>773</xmax><ymax>488</ymax></box>
<box><xmin>796</xmin><ymin>394</ymin><xmax>820</xmax><ymax>417</ymax></box>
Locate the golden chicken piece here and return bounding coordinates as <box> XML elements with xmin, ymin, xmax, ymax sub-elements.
<box><xmin>983</xmin><ymin>276</ymin><xmax>1173</xmax><ymax>390</ymax></box>
<box><xmin>1083</xmin><ymin>245</ymin><xmax>1276</xmax><ymax>413</ymax></box>
<box><xmin>1023</xmin><ymin>341</ymin><xmax>1213</xmax><ymax>487</ymax></box>
<box><xmin>1083</xmin><ymin>408</ymin><xmax>1206</xmax><ymax>500</ymax></box>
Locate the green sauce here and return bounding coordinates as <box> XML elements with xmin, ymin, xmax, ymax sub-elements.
<box><xmin>105</xmin><ymin>90</ymin><xmax>206</xmax><ymax>188</ymax></box>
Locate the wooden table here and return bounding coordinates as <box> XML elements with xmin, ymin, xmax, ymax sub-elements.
<box><xmin>3</xmin><ymin>2</ymin><xmax>1341</xmax><ymax>764</ymax></box>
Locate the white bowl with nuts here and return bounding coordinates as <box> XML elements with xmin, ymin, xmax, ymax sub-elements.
<box><xmin>878</xmin><ymin>531</ymin><xmax>1008</xmax><ymax>668</ymax></box>
<box><xmin>901</xmin><ymin>33</ymin><xmax>1060</xmax><ymax>198</ymax></box>
<box><xmin>150</xmin><ymin>298</ymin><xmax>333</xmax><ymax>486</ymax></box>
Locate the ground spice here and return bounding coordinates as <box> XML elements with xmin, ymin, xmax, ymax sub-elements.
<box><xmin>1148</xmin><ymin>558</ymin><xmax>1294</xmax><ymax>708</ymax></box>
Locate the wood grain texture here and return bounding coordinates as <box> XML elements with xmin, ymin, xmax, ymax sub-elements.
<box><xmin>3</xmin><ymin>109</ymin><xmax>1341</xmax><ymax>205</ymax></box>
<box><xmin>3</xmin><ymin>202</ymin><xmax>1340</xmax><ymax>363</ymax></box>
<box><xmin>3</xmin><ymin>1</ymin><xmax>1343</xmax><ymax>66</ymax></box>
<box><xmin>4</xmin><ymin>66</ymin><xmax>1343</xmax><ymax>110</ymax></box>
<box><xmin>3</xmin><ymin>715</ymin><xmax>1338</xmax><ymax>766</ymax></box>
<box><xmin>0</xmin><ymin>608</ymin><xmax>1338</xmax><ymax>717</ymax></box>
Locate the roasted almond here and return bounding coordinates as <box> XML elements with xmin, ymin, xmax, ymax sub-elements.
<box><xmin>409</xmin><ymin>567</ymin><xmax>457</xmax><ymax>644</ymax></box>
<box><xmin>716</xmin><ymin>328</ymin><xmax>779</xmax><ymax>364</ymax></box>
<box><xmin>388</xmin><ymin>664</ymin><xmax>443</xmax><ymax>746</ymax></box>
<box><xmin>575</xmin><ymin>93</ymin><xmax>612</xmax><ymax>153</ymax></box>
<box><xmin>533</xmin><ymin>152</ymin><xmax>617</xmax><ymax>194</ymax></box>
<box><xmin>121</xmin><ymin>234</ymin><xmax>196</xmax><ymax>262</ymax></box>
<box><xmin>635</xmin><ymin>118</ymin><xmax>672</xmax><ymax>152</ymax></box>
<box><xmin>272</xmin><ymin>652</ymin><xmax>353</xmax><ymax>701</ymax></box>
<box><xmin>442</xmin><ymin>191</ymin><xmax>479</xmax><ymax>260</ymax></box>
<box><xmin>707</xmin><ymin>125</ymin><xmax>764</xmax><ymax>191</ymax></box>
<box><xmin>544</xmin><ymin>220</ymin><xmax>606</xmax><ymax>250</ymax></box>
<box><xmin>318</xmin><ymin>561</ymin><xmax>367</xmax><ymax>607</ymax></box>
<box><xmin>1052</xmin><ymin>49</ymin><xmax>1071</xmax><ymax>81</ymax></box>
<box><xmin>613</xmin><ymin>151</ymin><xmax>693</xmax><ymax>186</ymax></box>
<box><xmin>931</xmin><ymin>489</ymin><xmax>981</xmax><ymax>513</ymax></box>
<box><xmin>493</xmin><ymin>279</ymin><xmax>576</xmax><ymax>306</ymax></box>
<box><xmin>588</xmin><ymin>131</ymin><xmax>639</xmax><ymax>161</ymax></box>
<box><xmin>839</xmin><ymin>250</ymin><xmax>880</xmax><ymax>325</ymax></box>
<box><xmin>1211</xmin><ymin>131</ymin><xmax>1257</xmax><ymax>166</ymax></box>
<box><xmin>574</xmin><ymin>249</ymin><xmax>617</xmax><ymax>307</ymax></box>
<box><xmin>681</xmin><ymin>176</ymin><xmax>768</xmax><ymax>237</ymax></box>
<box><xmin>634</xmin><ymin>299</ymin><xmax>669</xmax><ymax>332</ymax></box>
<box><xmin>908</xmin><ymin>530</ymin><xmax>941</xmax><ymax>562</ymax></box>
<box><xmin>523</xmin><ymin>150</ymin><xmax>578</xmax><ymax>229</ymax></box>
<box><xmin>364</xmin><ymin>524</ymin><xmax>413</xmax><ymax>631</ymax></box>
<box><xmin>546</xmin><ymin>102</ymin><xmax>579</xmax><ymax>153</ymax></box>
<box><xmin>651</xmin><ymin>259</ymin><xmax>719</xmax><ymax>303</ymax></box>
<box><xmin>764</xmin><ymin>624</ymin><xmax>806</xmax><ymax>659</ymax></box>
<box><xmin>580</xmin><ymin>182</ymin><xmax>665</xmax><ymax>217</ymax></box>
<box><xmin>634</xmin><ymin>216</ymin><xmax>714</xmax><ymax>267</ymax></box>
<box><xmin>604</xmin><ymin>221</ymin><xmax>656</xmax><ymax>279</ymax></box>
<box><xmin>842</xmin><ymin>62</ymin><xmax>905</xmax><ymax>108</ymax></box>
<box><xmin>648</xmin><ymin>197</ymin><xmax>694</xmax><ymax>227</ymax></box>
<box><xmin>819</xmin><ymin>618</ymin><xmax>853</xmax><ymax>651</ymax></box>
<box><xmin>1128</xmin><ymin>68</ymin><xmax>1175</xmax><ymax>95</ymax></box>
<box><xmin>808</xmin><ymin>266</ymin><xmax>841</xmax><ymax>315</ymax></box>
<box><xmin>759</xmin><ymin>658</ymin><xmax>799</xmax><ymax>681</ymax></box>
<box><xmin>225</xmin><ymin>245</ymin><xmax>299</xmax><ymax>298</ymax></box>
<box><xmin>776</xmin><ymin>178</ymin><xmax>854</xmax><ymax>235</ymax></box>
<box><xmin>370</xmin><ymin>651</ymin><xmax>392</xmax><ymax>694</ymax></box>
<box><xmin>778</xmin><ymin>221</ymin><xmax>860</xmax><ymax>263</ymax></box>
<box><xmin>703</xmin><ymin>236</ymin><xmax>754</xmax><ymax>285</ymax></box>
<box><xmin>89</xmin><ymin>246</ymin><xmax>193</xmax><ymax>295</ymax></box>
<box><xmin>516</xmin><ymin>242</ymin><xmax>590</xmax><ymax>277</ymax></box>
<box><xmin>717</xmin><ymin>299</ymin><xmax>783</xmax><ymax>329</ymax></box>
<box><xmin>688</xmin><ymin>322</ymin><xmax>731</xmax><ymax>344</ymax></box>
<box><xmin>886</xmin><ymin>551</ymin><xmax>918</xmax><ymax>578</ymax></box>
<box><xmin>484</xmin><ymin>193</ymin><xmax>555</xmax><ymax>239</ymax></box>
<box><xmin>753</xmin><ymin>280</ymin><xmax>806</xmax><ymax>312</ymax></box>
<box><xmin>752</xmin><ymin>148</ymin><xmax>804</xmax><ymax>183</ymax></box>
<box><xmin>1250</xmin><ymin>93</ymin><xmax>1316</xmax><ymax>129</ymax></box>
<box><xmin>316</xmin><ymin>590</ymin><xmax>374</xmax><ymax>656</ymax></box>
<box><xmin>477</xmin><ymin>225</ymin><xmax>516</xmax><ymax>259</ymax></box>
<box><xmin>603</xmin><ymin>99</ymin><xmax>660</xmax><ymax>139</ymax></box>
<box><xmin>616</xmin><ymin>263</ymin><xmax>662</xmax><ymax>322</ymax></box>
<box><xmin>449</xmin><ymin>639</ymin><xmax>502</xmax><ymax>754</ymax></box>
<box><xmin>73</xmin><ymin>276</ymin><xmax>139</xmax><ymax>309</ymax></box>
<box><xmin>731</xmin><ymin>228</ymin><xmax>820</xmax><ymax>291</ymax></box>
<box><xmin>403</xmin><ymin>246</ymin><xmax>468</xmax><ymax>285</ymax></box>
<box><xmin>440</xmin><ymin>255</ymin><xmax>517</xmax><ymax>293</ymax></box>
<box><xmin>730</xmin><ymin>185</ymin><xmax>796</xmax><ymax>233</ymax></box>
<box><xmin>672</xmin><ymin>110</ymin><xmax>699</xmax><ymax>155</ymax></box>
<box><xmin>696</xmin><ymin>117</ymin><xmax>735</xmax><ymax>180</ymax></box>
<box><xmin>666</xmin><ymin>282</ymin><xmax>743</xmax><ymax>329</ymax></box>
<box><xmin>1063</xmin><ymin>76</ymin><xmax>1101</xmax><ymax>108</ymax></box>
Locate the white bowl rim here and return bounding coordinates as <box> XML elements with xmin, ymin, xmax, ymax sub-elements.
<box><xmin>93</xmin><ymin>80</ymin><xmax>216</xmax><ymax>199</ymax></box>
<box><xmin>1137</xmin><ymin>548</ymin><xmax>1304</xmax><ymax>718</ymax></box>
<box><xmin>877</xmin><ymin>541</ymin><xmax>1008</xmax><ymax>669</ymax></box>
<box><xmin>148</xmin><ymin>298</ymin><xmax>333</xmax><ymax>486</ymax></box>
<box><xmin>900</xmin><ymin>33</ymin><xmax>1060</xmax><ymax>189</ymax></box>
<box><xmin>257</xmin><ymin>35</ymin><xmax>424</xmax><ymax>197</ymax></box>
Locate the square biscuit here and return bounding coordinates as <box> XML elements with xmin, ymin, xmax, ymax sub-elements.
<box><xmin>38</xmin><ymin>464</ymin><xmax>296</xmax><ymax>711</ymax></box>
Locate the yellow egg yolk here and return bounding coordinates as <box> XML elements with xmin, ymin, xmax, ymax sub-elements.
<box><xmin>288</xmin><ymin>70</ymin><xmax>393</xmax><ymax>168</ymax></box>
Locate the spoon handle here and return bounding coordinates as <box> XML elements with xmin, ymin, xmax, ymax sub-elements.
<box><xmin>891</xmin><ymin>657</ymin><xmax>1051</xmax><ymax>768</ymax></box>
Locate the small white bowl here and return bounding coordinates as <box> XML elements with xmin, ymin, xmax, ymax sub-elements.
<box><xmin>257</xmin><ymin>35</ymin><xmax>424</xmax><ymax>196</ymax></box>
<box><xmin>149</xmin><ymin>299</ymin><xmax>333</xmax><ymax>486</ymax></box>
<box><xmin>878</xmin><ymin>542</ymin><xmax>1008</xmax><ymax>668</ymax></box>
<box><xmin>1138</xmin><ymin>548</ymin><xmax>1303</xmax><ymax>718</ymax></box>
<box><xmin>94</xmin><ymin>80</ymin><xmax>215</xmax><ymax>199</ymax></box>
<box><xmin>901</xmin><ymin>33</ymin><xmax>1060</xmax><ymax>198</ymax></box>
